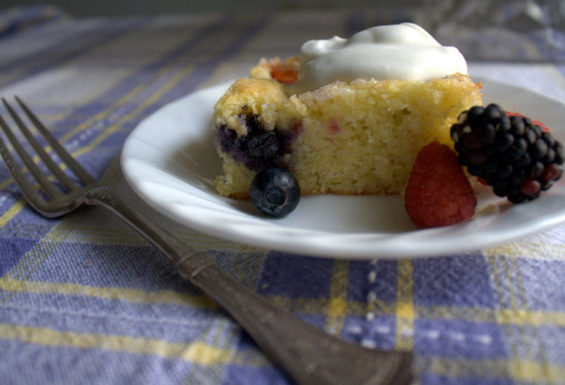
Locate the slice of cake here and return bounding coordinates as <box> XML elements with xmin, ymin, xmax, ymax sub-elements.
<box><xmin>213</xmin><ymin>23</ymin><xmax>482</xmax><ymax>198</ymax></box>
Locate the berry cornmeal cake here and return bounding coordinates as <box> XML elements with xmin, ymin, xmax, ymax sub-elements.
<box><xmin>212</xmin><ymin>23</ymin><xmax>483</xmax><ymax>198</ymax></box>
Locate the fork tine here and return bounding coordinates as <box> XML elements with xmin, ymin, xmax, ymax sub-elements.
<box><xmin>0</xmin><ymin>113</ymin><xmax>61</xmax><ymax>199</ymax></box>
<box><xmin>2</xmin><ymin>98</ymin><xmax>79</xmax><ymax>191</ymax></box>
<box><xmin>0</xmin><ymin>118</ymin><xmax>53</xmax><ymax>212</ymax></box>
<box><xmin>15</xmin><ymin>96</ymin><xmax>97</xmax><ymax>185</ymax></box>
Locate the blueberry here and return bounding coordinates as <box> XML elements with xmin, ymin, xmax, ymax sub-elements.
<box><xmin>250</xmin><ymin>167</ymin><xmax>300</xmax><ymax>217</ymax></box>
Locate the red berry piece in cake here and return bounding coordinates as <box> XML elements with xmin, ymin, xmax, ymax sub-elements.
<box><xmin>405</xmin><ymin>142</ymin><xmax>477</xmax><ymax>228</ymax></box>
<box><xmin>270</xmin><ymin>62</ymin><xmax>298</xmax><ymax>84</ymax></box>
<box><xmin>452</xmin><ymin>104</ymin><xmax>563</xmax><ymax>203</ymax></box>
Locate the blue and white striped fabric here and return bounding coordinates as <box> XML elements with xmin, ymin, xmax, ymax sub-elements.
<box><xmin>1</xmin><ymin>5</ymin><xmax>565</xmax><ymax>385</ymax></box>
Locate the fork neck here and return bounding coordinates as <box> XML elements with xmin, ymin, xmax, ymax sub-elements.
<box><xmin>82</xmin><ymin>185</ymin><xmax>209</xmax><ymax>270</ymax></box>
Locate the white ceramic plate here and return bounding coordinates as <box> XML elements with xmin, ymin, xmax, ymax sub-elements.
<box><xmin>120</xmin><ymin>79</ymin><xmax>565</xmax><ymax>259</ymax></box>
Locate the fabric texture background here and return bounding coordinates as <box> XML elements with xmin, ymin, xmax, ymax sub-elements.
<box><xmin>1</xmin><ymin>5</ymin><xmax>565</xmax><ymax>385</ymax></box>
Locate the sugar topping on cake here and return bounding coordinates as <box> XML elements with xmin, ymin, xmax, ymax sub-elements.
<box><xmin>291</xmin><ymin>23</ymin><xmax>468</xmax><ymax>93</ymax></box>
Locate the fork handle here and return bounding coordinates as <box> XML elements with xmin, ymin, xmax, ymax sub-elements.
<box><xmin>87</xmin><ymin>187</ymin><xmax>413</xmax><ymax>385</ymax></box>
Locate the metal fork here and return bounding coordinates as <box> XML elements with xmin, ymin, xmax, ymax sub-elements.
<box><xmin>0</xmin><ymin>97</ymin><xmax>413</xmax><ymax>385</ymax></box>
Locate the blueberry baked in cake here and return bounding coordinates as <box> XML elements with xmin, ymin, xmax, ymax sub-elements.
<box><xmin>212</xmin><ymin>23</ymin><xmax>483</xmax><ymax>199</ymax></box>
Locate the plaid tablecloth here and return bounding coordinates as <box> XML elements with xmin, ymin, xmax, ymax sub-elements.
<box><xmin>1</xmin><ymin>5</ymin><xmax>565</xmax><ymax>385</ymax></box>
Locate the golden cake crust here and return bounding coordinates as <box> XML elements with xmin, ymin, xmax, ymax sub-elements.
<box><xmin>213</xmin><ymin>59</ymin><xmax>482</xmax><ymax>198</ymax></box>
<box><xmin>213</xmin><ymin>78</ymin><xmax>288</xmax><ymax>136</ymax></box>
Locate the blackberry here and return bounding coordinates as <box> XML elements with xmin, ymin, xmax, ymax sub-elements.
<box><xmin>451</xmin><ymin>103</ymin><xmax>563</xmax><ymax>203</ymax></box>
<box><xmin>215</xmin><ymin>114</ymin><xmax>291</xmax><ymax>171</ymax></box>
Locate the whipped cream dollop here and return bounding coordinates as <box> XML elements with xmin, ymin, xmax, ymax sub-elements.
<box><xmin>291</xmin><ymin>23</ymin><xmax>468</xmax><ymax>93</ymax></box>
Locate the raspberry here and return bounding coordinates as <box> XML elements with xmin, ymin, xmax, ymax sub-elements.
<box><xmin>405</xmin><ymin>142</ymin><xmax>477</xmax><ymax>228</ymax></box>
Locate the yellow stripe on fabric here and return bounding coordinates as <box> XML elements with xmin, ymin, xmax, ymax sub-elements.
<box><xmin>61</xmin><ymin>14</ymin><xmax>242</xmax><ymax>150</ymax></box>
<box><xmin>236</xmin><ymin>293</ymin><xmax>565</xmax><ymax>330</ymax></box>
<box><xmin>328</xmin><ymin>298</ymin><xmax>348</xmax><ymax>318</ymax></box>
<box><xmin>487</xmin><ymin>253</ymin><xmax>521</xmax><ymax>364</ymax></box>
<box><xmin>0</xmin><ymin>17</ymin><xmax>225</xmax><ymax>225</ymax></box>
<box><xmin>4</xmin><ymin>276</ymin><xmax>550</xmax><ymax>331</ymax></box>
<box><xmin>0</xmin><ymin>277</ymin><xmax>217</xmax><ymax>309</ymax></box>
<box><xmin>35</xmin><ymin>16</ymin><xmax>247</xmax><ymax>160</ymax></box>
<box><xmin>72</xmin><ymin>68</ymin><xmax>196</xmax><ymax>160</ymax></box>
<box><xmin>426</xmin><ymin>356</ymin><xmax>565</xmax><ymax>384</ymax></box>
<box><xmin>395</xmin><ymin>260</ymin><xmax>414</xmax><ymax>350</ymax></box>
<box><xmin>499</xmin><ymin>255</ymin><xmax>520</xmax><ymax>309</ymax></box>
<box><xmin>396</xmin><ymin>302</ymin><xmax>415</xmax><ymax>320</ymax></box>
<box><xmin>0</xmin><ymin>24</ymin><xmax>227</xmax><ymax>235</ymax></box>
<box><xmin>270</xmin><ymin>295</ymin><xmax>367</xmax><ymax>317</ymax></box>
<box><xmin>0</xmin><ymin>198</ymin><xmax>26</xmax><ymax>227</ymax></box>
<box><xmin>509</xmin><ymin>254</ymin><xmax>549</xmax><ymax>366</ymax></box>
<box><xmin>498</xmin><ymin>308</ymin><xmax>565</xmax><ymax>327</ymax></box>
<box><xmin>245</xmin><ymin>294</ymin><xmax>565</xmax><ymax>330</ymax></box>
<box><xmin>417</xmin><ymin>305</ymin><xmax>565</xmax><ymax>328</ymax></box>
<box><xmin>5</xmin><ymin>213</ymin><xmax>81</xmax><ymax>285</ymax></box>
<box><xmin>325</xmin><ymin>260</ymin><xmax>350</xmax><ymax>334</ymax></box>
<box><xmin>0</xmin><ymin>324</ymin><xmax>233</xmax><ymax>366</ymax></box>
<box><xmin>492</xmin><ymin>250</ymin><xmax>544</xmax><ymax>365</ymax></box>
<box><xmin>509</xmin><ymin>359</ymin><xmax>559</xmax><ymax>383</ymax></box>
<box><xmin>0</xmin><ymin>89</ymin><xmax>154</xmax><ymax>227</ymax></box>
<box><xmin>4</xmin><ymin>278</ymin><xmax>548</xmax><ymax>332</ymax></box>
<box><xmin>0</xmin><ymin>171</ymin><xmax>63</xmax><ymax>226</ymax></box>
<box><xmin>205</xmin><ymin>317</ymin><xmax>240</xmax><ymax>380</ymax></box>
<box><xmin>485</xmin><ymin>243</ymin><xmax>565</xmax><ymax>261</ymax></box>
